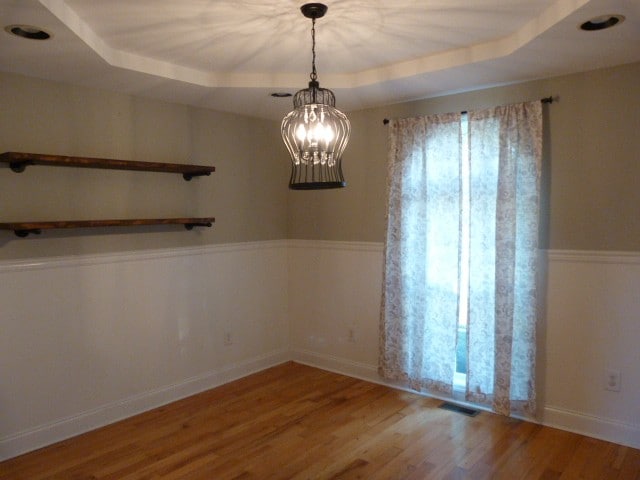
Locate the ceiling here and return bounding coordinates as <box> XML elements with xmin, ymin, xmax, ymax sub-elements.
<box><xmin>1</xmin><ymin>0</ymin><xmax>639</xmax><ymax>120</ymax></box>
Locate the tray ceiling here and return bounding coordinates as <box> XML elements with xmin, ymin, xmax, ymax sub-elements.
<box><xmin>1</xmin><ymin>0</ymin><xmax>639</xmax><ymax>119</ymax></box>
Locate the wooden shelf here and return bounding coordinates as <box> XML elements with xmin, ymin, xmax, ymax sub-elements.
<box><xmin>0</xmin><ymin>152</ymin><xmax>215</xmax><ymax>181</ymax></box>
<box><xmin>0</xmin><ymin>218</ymin><xmax>215</xmax><ymax>237</ymax></box>
<box><xmin>2</xmin><ymin>152</ymin><xmax>216</xmax><ymax>237</ymax></box>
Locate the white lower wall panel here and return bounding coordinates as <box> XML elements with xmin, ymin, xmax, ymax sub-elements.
<box><xmin>288</xmin><ymin>240</ymin><xmax>384</xmax><ymax>368</ymax></box>
<box><xmin>2</xmin><ymin>240</ymin><xmax>639</xmax><ymax>460</ymax></box>
<box><xmin>0</xmin><ymin>241</ymin><xmax>290</xmax><ymax>460</ymax></box>
<box><xmin>288</xmin><ymin>241</ymin><xmax>640</xmax><ymax>449</ymax></box>
<box><xmin>541</xmin><ymin>250</ymin><xmax>640</xmax><ymax>449</ymax></box>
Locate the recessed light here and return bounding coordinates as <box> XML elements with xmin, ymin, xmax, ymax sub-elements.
<box><xmin>579</xmin><ymin>14</ymin><xmax>625</xmax><ymax>31</ymax></box>
<box><xmin>270</xmin><ymin>92</ymin><xmax>292</xmax><ymax>98</ymax></box>
<box><xmin>4</xmin><ymin>24</ymin><xmax>52</xmax><ymax>40</ymax></box>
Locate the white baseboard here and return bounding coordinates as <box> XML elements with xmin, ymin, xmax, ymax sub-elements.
<box><xmin>543</xmin><ymin>405</ymin><xmax>640</xmax><ymax>450</ymax></box>
<box><xmin>291</xmin><ymin>349</ymin><xmax>640</xmax><ymax>450</ymax></box>
<box><xmin>0</xmin><ymin>348</ymin><xmax>290</xmax><ymax>461</ymax></box>
<box><xmin>291</xmin><ymin>349</ymin><xmax>380</xmax><ymax>384</ymax></box>
<box><xmin>4</xmin><ymin>348</ymin><xmax>638</xmax><ymax>460</ymax></box>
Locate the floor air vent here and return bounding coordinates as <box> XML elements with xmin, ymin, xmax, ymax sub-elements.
<box><xmin>438</xmin><ymin>402</ymin><xmax>480</xmax><ymax>417</ymax></box>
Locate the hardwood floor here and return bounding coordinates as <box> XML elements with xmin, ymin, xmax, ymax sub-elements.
<box><xmin>2</xmin><ymin>362</ymin><xmax>639</xmax><ymax>479</ymax></box>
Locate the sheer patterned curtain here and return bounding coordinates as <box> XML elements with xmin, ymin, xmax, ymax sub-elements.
<box><xmin>379</xmin><ymin>101</ymin><xmax>542</xmax><ymax>416</ymax></box>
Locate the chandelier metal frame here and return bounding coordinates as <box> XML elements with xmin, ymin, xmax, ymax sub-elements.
<box><xmin>281</xmin><ymin>3</ymin><xmax>351</xmax><ymax>190</ymax></box>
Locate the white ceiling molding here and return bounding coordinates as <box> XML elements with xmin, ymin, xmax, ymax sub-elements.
<box><xmin>39</xmin><ymin>0</ymin><xmax>590</xmax><ymax>89</ymax></box>
<box><xmin>0</xmin><ymin>0</ymin><xmax>637</xmax><ymax>119</ymax></box>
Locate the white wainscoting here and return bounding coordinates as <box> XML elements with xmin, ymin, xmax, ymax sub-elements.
<box><xmin>0</xmin><ymin>241</ymin><xmax>290</xmax><ymax>460</ymax></box>
<box><xmin>541</xmin><ymin>250</ymin><xmax>640</xmax><ymax>449</ymax></box>
<box><xmin>2</xmin><ymin>240</ymin><xmax>639</xmax><ymax>460</ymax></box>
<box><xmin>288</xmin><ymin>241</ymin><xmax>640</xmax><ymax>449</ymax></box>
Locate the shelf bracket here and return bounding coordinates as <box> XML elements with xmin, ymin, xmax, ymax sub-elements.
<box><xmin>9</xmin><ymin>161</ymin><xmax>28</xmax><ymax>173</ymax></box>
<box><xmin>184</xmin><ymin>222</ymin><xmax>213</xmax><ymax>230</ymax></box>
<box><xmin>14</xmin><ymin>229</ymin><xmax>42</xmax><ymax>238</ymax></box>
<box><xmin>182</xmin><ymin>171</ymin><xmax>212</xmax><ymax>181</ymax></box>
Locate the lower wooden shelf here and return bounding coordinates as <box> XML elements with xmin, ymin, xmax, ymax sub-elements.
<box><xmin>0</xmin><ymin>218</ymin><xmax>215</xmax><ymax>237</ymax></box>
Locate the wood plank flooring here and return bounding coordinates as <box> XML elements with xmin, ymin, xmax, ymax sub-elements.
<box><xmin>1</xmin><ymin>362</ymin><xmax>639</xmax><ymax>479</ymax></box>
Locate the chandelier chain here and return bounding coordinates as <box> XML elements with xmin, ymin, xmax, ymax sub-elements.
<box><xmin>310</xmin><ymin>17</ymin><xmax>317</xmax><ymax>82</ymax></box>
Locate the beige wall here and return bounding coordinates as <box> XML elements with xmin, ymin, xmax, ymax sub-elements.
<box><xmin>289</xmin><ymin>62</ymin><xmax>640</xmax><ymax>252</ymax></box>
<box><xmin>0</xmin><ymin>73</ymin><xmax>289</xmax><ymax>260</ymax></box>
<box><xmin>4</xmin><ymin>63</ymin><xmax>638</xmax><ymax>256</ymax></box>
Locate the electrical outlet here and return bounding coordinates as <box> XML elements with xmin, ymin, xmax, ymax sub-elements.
<box><xmin>348</xmin><ymin>328</ymin><xmax>356</xmax><ymax>343</ymax></box>
<box><xmin>224</xmin><ymin>331</ymin><xmax>233</xmax><ymax>346</ymax></box>
<box><xmin>604</xmin><ymin>368</ymin><xmax>621</xmax><ymax>392</ymax></box>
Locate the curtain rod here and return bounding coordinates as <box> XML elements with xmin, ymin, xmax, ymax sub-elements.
<box><xmin>382</xmin><ymin>96</ymin><xmax>555</xmax><ymax>125</ymax></box>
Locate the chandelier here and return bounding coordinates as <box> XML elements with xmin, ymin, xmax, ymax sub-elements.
<box><xmin>281</xmin><ymin>3</ymin><xmax>351</xmax><ymax>190</ymax></box>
